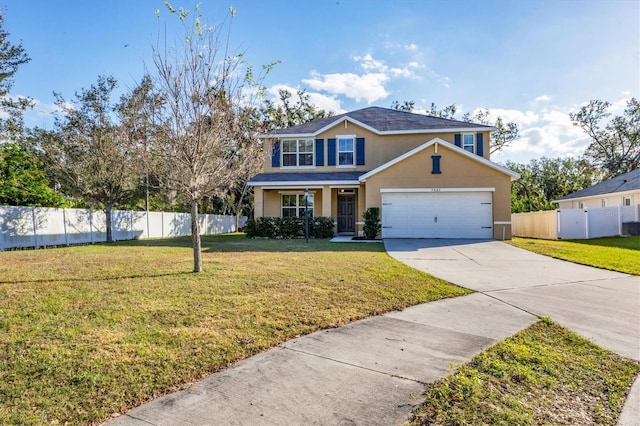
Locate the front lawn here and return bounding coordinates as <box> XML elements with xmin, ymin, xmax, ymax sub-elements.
<box><xmin>509</xmin><ymin>236</ymin><xmax>640</xmax><ymax>275</ymax></box>
<box><xmin>411</xmin><ymin>319</ymin><xmax>640</xmax><ymax>425</ymax></box>
<box><xmin>0</xmin><ymin>234</ymin><xmax>469</xmax><ymax>425</ymax></box>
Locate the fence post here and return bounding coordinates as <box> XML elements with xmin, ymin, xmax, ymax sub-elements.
<box><xmin>0</xmin><ymin>207</ymin><xmax>4</xmax><ymax>251</ymax></box>
<box><xmin>31</xmin><ymin>206</ymin><xmax>39</xmax><ymax>248</ymax></box>
<box><xmin>584</xmin><ymin>209</ymin><xmax>589</xmax><ymax>239</ymax></box>
<box><xmin>89</xmin><ymin>210</ymin><xmax>94</xmax><ymax>243</ymax></box>
<box><xmin>618</xmin><ymin>205</ymin><xmax>622</xmax><ymax>236</ymax></box>
<box><xmin>62</xmin><ymin>208</ymin><xmax>69</xmax><ymax>246</ymax></box>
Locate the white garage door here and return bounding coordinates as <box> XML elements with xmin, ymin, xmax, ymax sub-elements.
<box><xmin>381</xmin><ymin>191</ymin><xmax>493</xmax><ymax>239</ymax></box>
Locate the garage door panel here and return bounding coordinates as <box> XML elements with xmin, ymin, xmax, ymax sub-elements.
<box><xmin>381</xmin><ymin>192</ymin><xmax>492</xmax><ymax>239</ymax></box>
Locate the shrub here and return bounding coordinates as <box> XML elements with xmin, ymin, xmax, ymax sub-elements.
<box><xmin>245</xmin><ymin>216</ymin><xmax>335</xmax><ymax>239</ymax></box>
<box><xmin>363</xmin><ymin>207</ymin><xmax>381</xmax><ymax>239</ymax></box>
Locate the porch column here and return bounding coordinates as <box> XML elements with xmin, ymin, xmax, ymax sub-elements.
<box><xmin>322</xmin><ymin>186</ymin><xmax>332</xmax><ymax>218</ymax></box>
<box><xmin>253</xmin><ymin>187</ymin><xmax>264</xmax><ymax>218</ymax></box>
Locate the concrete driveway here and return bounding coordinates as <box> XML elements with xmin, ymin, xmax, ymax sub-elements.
<box><xmin>386</xmin><ymin>239</ymin><xmax>640</xmax><ymax>426</ymax></box>
<box><xmin>384</xmin><ymin>239</ymin><xmax>639</xmax><ymax>361</ymax></box>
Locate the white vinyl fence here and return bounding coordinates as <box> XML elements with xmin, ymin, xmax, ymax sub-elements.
<box><xmin>0</xmin><ymin>206</ymin><xmax>246</xmax><ymax>250</ymax></box>
<box><xmin>512</xmin><ymin>204</ymin><xmax>640</xmax><ymax>240</ymax></box>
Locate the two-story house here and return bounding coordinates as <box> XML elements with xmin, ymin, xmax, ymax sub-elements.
<box><xmin>248</xmin><ymin>106</ymin><xmax>519</xmax><ymax>239</ymax></box>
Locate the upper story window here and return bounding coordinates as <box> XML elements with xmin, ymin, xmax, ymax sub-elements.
<box><xmin>463</xmin><ymin>134</ymin><xmax>475</xmax><ymax>153</ymax></box>
<box><xmin>338</xmin><ymin>135</ymin><xmax>355</xmax><ymax>166</ymax></box>
<box><xmin>623</xmin><ymin>197</ymin><xmax>632</xmax><ymax>206</ymax></box>
<box><xmin>282</xmin><ymin>139</ymin><xmax>313</xmax><ymax>167</ymax></box>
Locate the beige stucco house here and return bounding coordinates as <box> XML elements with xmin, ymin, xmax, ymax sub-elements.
<box><xmin>556</xmin><ymin>168</ymin><xmax>640</xmax><ymax>209</ymax></box>
<box><xmin>248</xmin><ymin>107</ymin><xmax>519</xmax><ymax>239</ymax></box>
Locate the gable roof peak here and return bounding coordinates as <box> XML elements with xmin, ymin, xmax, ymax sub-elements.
<box><xmin>261</xmin><ymin>105</ymin><xmax>494</xmax><ymax>137</ymax></box>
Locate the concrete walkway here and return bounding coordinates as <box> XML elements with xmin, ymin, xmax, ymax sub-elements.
<box><xmin>107</xmin><ymin>239</ymin><xmax>639</xmax><ymax>426</ymax></box>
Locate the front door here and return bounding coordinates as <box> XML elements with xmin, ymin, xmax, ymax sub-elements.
<box><xmin>337</xmin><ymin>196</ymin><xmax>355</xmax><ymax>233</ymax></box>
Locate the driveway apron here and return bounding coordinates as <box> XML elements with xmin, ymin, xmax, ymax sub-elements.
<box><xmin>384</xmin><ymin>239</ymin><xmax>639</xmax><ymax>361</ymax></box>
<box><xmin>106</xmin><ymin>239</ymin><xmax>638</xmax><ymax>426</ymax></box>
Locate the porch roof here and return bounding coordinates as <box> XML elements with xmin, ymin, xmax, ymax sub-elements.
<box><xmin>248</xmin><ymin>171</ymin><xmax>366</xmax><ymax>187</ymax></box>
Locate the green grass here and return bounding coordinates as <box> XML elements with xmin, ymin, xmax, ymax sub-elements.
<box><xmin>509</xmin><ymin>236</ymin><xmax>640</xmax><ymax>275</ymax></box>
<box><xmin>0</xmin><ymin>234</ymin><xmax>470</xmax><ymax>425</ymax></box>
<box><xmin>411</xmin><ymin>319</ymin><xmax>640</xmax><ymax>425</ymax></box>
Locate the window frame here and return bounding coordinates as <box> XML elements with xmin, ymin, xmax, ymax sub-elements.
<box><xmin>281</xmin><ymin>193</ymin><xmax>315</xmax><ymax>218</ymax></box>
<box><xmin>281</xmin><ymin>139</ymin><xmax>315</xmax><ymax>169</ymax></box>
<box><xmin>336</xmin><ymin>134</ymin><xmax>356</xmax><ymax>168</ymax></box>
<box><xmin>462</xmin><ymin>133</ymin><xmax>475</xmax><ymax>153</ymax></box>
<box><xmin>623</xmin><ymin>197</ymin><xmax>632</xmax><ymax>206</ymax></box>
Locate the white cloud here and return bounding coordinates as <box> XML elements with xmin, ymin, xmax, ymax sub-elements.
<box><xmin>303</xmin><ymin>71</ymin><xmax>389</xmax><ymax>104</ymax></box>
<box><xmin>473</xmin><ymin>107</ymin><xmax>540</xmax><ymax>127</ymax></box>
<box><xmin>534</xmin><ymin>94</ymin><xmax>551</xmax><ymax>103</ymax></box>
<box><xmin>493</xmin><ymin>105</ymin><xmax>590</xmax><ymax>162</ymax></box>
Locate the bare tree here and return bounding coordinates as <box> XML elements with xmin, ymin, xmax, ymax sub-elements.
<box><xmin>147</xmin><ymin>7</ymin><xmax>269</xmax><ymax>272</ymax></box>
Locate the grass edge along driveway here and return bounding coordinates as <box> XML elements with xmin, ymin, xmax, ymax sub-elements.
<box><xmin>410</xmin><ymin>319</ymin><xmax>640</xmax><ymax>425</ymax></box>
<box><xmin>411</xmin><ymin>236</ymin><xmax>640</xmax><ymax>425</ymax></box>
<box><xmin>0</xmin><ymin>234</ymin><xmax>470</xmax><ymax>425</ymax></box>
<box><xmin>508</xmin><ymin>236</ymin><xmax>640</xmax><ymax>275</ymax></box>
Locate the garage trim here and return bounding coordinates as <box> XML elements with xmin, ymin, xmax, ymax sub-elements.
<box><xmin>381</xmin><ymin>187</ymin><xmax>495</xmax><ymax>193</ymax></box>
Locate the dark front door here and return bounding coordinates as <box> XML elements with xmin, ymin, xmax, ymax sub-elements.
<box><xmin>337</xmin><ymin>196</ymin><xmax>355</xmax><ymax>233</ymax></box>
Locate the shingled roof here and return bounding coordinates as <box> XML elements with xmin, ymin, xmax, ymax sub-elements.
<box><xmin>558</xmin><ymin>168</ymin><xmax>640</xmax><ymax>201</ymax></box>
<box><xmin>261</xmin><ymin>106</ymin><xmax>494</xmax><ymax>137</ymax></box>
<box><xmin>248</xmin><ymin>171</ymin><xmax>366</xmax><ymax>185</ymax></box>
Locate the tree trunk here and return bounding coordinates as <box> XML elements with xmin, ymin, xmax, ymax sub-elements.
<box><xmin>105</xmin><ymin>204</ymin><xmax>113</xmax><ymax>243</ymax></box>
<box><xmin>190</xmin><ymin>199</ymin><xmax>203</xmax><ymax>273</ymax></box>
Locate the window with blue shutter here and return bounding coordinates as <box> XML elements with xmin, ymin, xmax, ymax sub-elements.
<box><xmin>356</xmin><ymin>137</ymin><xmax>365</xmax><ymax>165</ymax></box>
<box><xmin>271</xmin><ymin>141</ymin><xmax>280</xmax><ymax>167</ymax></box>
<box><xmin>476</xmin><ymin>133</ymin><xmax>484</xmax><ymax>157</ymax></box>
<box><xmin>327</xmin><ymin>138</ymin><xmax>336</xmax><ymax>166</ymax></box>
<box><xmin>454</xmin><ymin>134</ymin><xmax>461</xmax><ymax>148</ymax></box>
<box><xmin>431</xmin><ymin>155</ymin><xmax>441</xmax><ymax>174</ymax></box>
<box><xmin>315</xmin><ymin>139</ymin><xmax>324</xmax><ymax>166</ymax></box>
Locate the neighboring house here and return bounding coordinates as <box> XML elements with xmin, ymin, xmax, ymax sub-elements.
<box><xmin>248</xmin><ymin>106</ymin><xmax>519</xmax><ymax>239</ymax></box>
<box><xmin>556</xmin><ymin>168</ymin><xmax>640</xmax><ymax>209</ymax></box>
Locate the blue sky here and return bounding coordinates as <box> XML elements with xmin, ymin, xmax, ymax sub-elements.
<box><xmin>3</xmin><ymin>0</ymin><xmax>638</xmax><ymax>164</ymax></box>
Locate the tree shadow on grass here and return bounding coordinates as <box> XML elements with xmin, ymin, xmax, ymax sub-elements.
<box><xmin>113</xmin><ymin>233</ymin><xmax>384</xmax><ymax>253</ymax></box>
<box><xmin>0</xmin><ymin>271</ymin><xmax>193</xmax><ymax>285</ymax></box>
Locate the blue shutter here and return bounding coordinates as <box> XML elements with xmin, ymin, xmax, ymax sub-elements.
<box><xmin>431</xmin><ymin>155</ymin><xmax>441</xmax><ymax>174</ymax></box>
<box><xmin>356</xmin><ymin>137</ymin><xmax>365</xmax><ymax>165</ymax></box>
<box><xmin>327</xmin><ymin>138</ymin><xmax>336</xmax><ymax>166</ymax></box>
<box><xmin>315</xmin><ymin>139</ymin><xmax>324</xmax><ymax>166</ymax></box>
<box><xmin>271</xmin><ymin>141</ymin><xmax>280</xmax><ymax>167</ymax></box>
<box><xmin>476</xmin><ymin>133</ymin><xmax>484</xmax><ymax>157</ymax></box>
<box><xmin>454</xmin><ymin>134</ymin><xmax>461</xmax><ymax>148</ymax></box>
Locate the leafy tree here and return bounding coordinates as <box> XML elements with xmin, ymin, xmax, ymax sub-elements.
<box><xmin>0</xmin><ymin>142</ymin><xmax>66</xmax><ymax>207</ymax></box>
<box><xmin>260</xmin><ymin>88</ymin><xmax>332</xmax><ymax>131</ymax></box>
<box><xmin>570</xmin><ymin>98</ymin><xmax>640</xmax><ymax>178</ymax></box>
<box><xmin>0</xmin><ymin>13</ymin><xmax>32</xmax><ymax>139</ymax></box>
<box><xmin>146</xmin><ymin>5</ymin><xmax>270</xmax><ymax>272</ymax></box>
<box><xmin>391</xmin><ymin>101</ymin><xmax>519</xmax><ymax>154</ymax></box>
<box><xmin>506</xmin><ymin>157</ymin><xmax>594</xmax><ymax>213</ymax></box>
<box><xmin>32</xmin><ymin>75</ymin><xmax>146</xmax><ymax>242</ymax></box>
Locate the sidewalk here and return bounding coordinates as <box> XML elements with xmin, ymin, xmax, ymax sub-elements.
<box><xmin>107</xmin><ymin>293</ymin><xmax>536</xmax><ymax>425</ymax></box>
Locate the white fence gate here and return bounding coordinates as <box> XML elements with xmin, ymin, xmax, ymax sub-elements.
<box><xmin>0</xmin><ymin>206</ymin><xmax>246</xmax><ymax>251</ymax></box>
<box><xmin>512</xmin><ymin>204</ymin><xmax>640</xmax><ymax>240</ymax></box>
